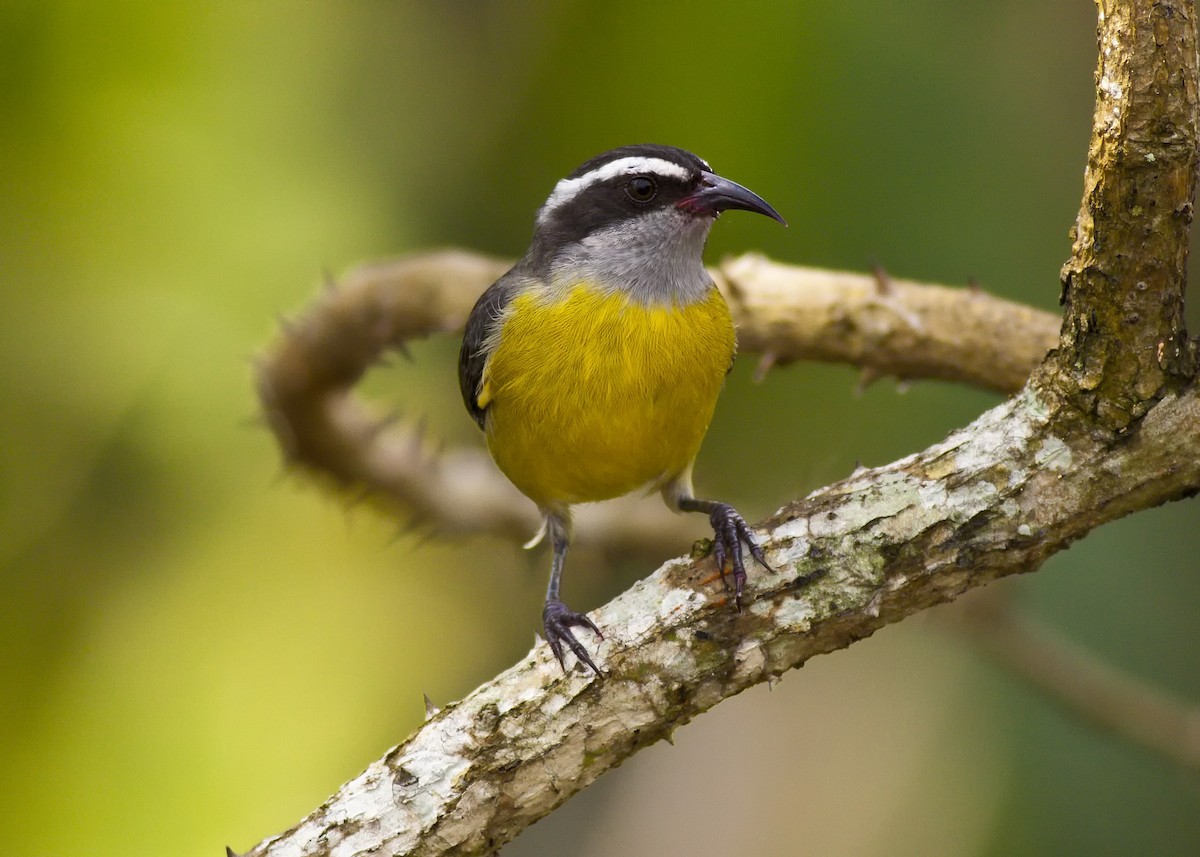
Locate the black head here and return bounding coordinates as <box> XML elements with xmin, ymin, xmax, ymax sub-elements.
<box><xmin>531</xmin><ymin>144</ymin><xmax>785</xmax><ymax>254</ymax></box>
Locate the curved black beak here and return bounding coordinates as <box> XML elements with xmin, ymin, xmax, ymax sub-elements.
<box><xmin>678</xmin><ymin>171</ymin><xmax>787</xmax><ymax>226</ymax></box>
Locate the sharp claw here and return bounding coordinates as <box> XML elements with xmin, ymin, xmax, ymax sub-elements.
<box><xmin>733</xmin><ymin>561</ymin><xmax>746</xmax><ymax>609</ymax></box>
<box><xmin>713</xmin><ymin>538</ymin><xmax>729</xmax><ymax>590</ymax></box>
<box><xmin>548</xmin><ymin>637</ymin><xmax>565</xmax><ymax>668</ymax></box>
<box><xmin>580</xmin><ymin>613</ymin><xmax>604</xmax><ymax>640</ymax></box>
<box><xmin>731</xmin><ymin>517</ymin><xmax>769</xmax><ymax>571</ymax></box>
<box><xmin>704</xmin><ymin>503</ymin><xmax>770</xmax><ymax>607</ymax></box>
<box><xmin>543</xmin><ymin>600</ymin><xmax>604</xmax><ymax>676</ymax></box>
<box><xmin>567</xmin><ymin>636</ymin><xmax>601</xmax><ymax>675</ymax></box>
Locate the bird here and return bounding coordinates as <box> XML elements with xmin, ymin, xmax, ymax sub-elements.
<box><xmin>458</xmin><ymin>144</ymin><xmax>786</xmax><ymax>674</ymax></box>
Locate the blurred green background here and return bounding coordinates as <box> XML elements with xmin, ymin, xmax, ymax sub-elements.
<box><xmin>3</xmin><ymin>2</ymin><xmax>1198</xmax><ymax>855</ymax></box>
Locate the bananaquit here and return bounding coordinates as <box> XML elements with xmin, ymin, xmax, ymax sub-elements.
<box><xmin>458</xmin><ymin>144</ymin><xmax>786</xmax><ymax>673</ymax></box>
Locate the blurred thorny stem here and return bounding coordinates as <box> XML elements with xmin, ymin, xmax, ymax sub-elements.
<box><xmin>255</xmin><ymin>252</ymin><xmax>1060</xmax><ymax>553</ymax></box>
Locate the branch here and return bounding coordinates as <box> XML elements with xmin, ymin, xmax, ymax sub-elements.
<box><xmin>1054</xmin><ymin>0</ymin><xmax>1199</xmax><ymax>427</ymax></box>
<box><xmin>718</xmin><ymin>255</ymin><xmax>1057</xmax><ymax>394</ymax></box>
<box><xmin>243</xmin><ymin>2</ymin><xmax>1199</xmax><ymax>854</ymax></box>
<box><xmin>255</xmin><ymin>252</ymin><xmax>1058</xmax><ymax>554</ymax></box>
<box><xmin>945</xmin><ymin>590</ymin><xmax>1200</xmax><ymax>773</ymax></box>
<box><xmin>244</xmin><ymin>386</ymin><xmax>1200</xmax><ymax>857</ymax></box>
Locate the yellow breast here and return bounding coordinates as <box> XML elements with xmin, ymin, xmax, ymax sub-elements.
<box><xmin>479</xmin><ymin>283</ymin><xmax>735</xmax><ymax>508</ymax></box>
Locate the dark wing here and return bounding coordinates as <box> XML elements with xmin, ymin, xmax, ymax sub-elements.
<box><xmin>458</xmin><ymin>269</ymin><xmax>525</xmax><ymax>429</ymax></box>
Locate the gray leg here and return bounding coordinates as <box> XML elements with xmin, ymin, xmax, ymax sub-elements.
<box><xmin>541</xmin><ymin>510</ymin><xmax>603</xmax><ymax>675</ymax></box>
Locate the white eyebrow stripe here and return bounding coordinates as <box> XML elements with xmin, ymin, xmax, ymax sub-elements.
<box><xmin>538</xmin><ymin>156</ymin><xmax>693</xmax><ymax>221</ymax></box>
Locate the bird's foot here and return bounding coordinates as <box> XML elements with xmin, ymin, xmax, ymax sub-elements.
<box><xmin>543</xmin><ymin>599</ymin><xmax>604</xmax><ymax>676</ymax></box>
<box><xmin>707</xmin><ymin>503</ymin><xmax>771</xmax><ymax>609</ymax></box>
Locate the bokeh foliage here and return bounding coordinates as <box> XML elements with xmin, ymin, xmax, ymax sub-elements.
<box><xmin>1</xmin><ymin>2</ymin><xmax>1197</xmax><ymax>856</ymax></box>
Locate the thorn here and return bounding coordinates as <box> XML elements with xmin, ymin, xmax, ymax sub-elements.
<box><xmin>423</xmin><ymin>693</ymin><xmax>441</xmax><ymax>720</ymax></box>
<box><xmin>395</xmin><ymin>340</ymin><xmax>414</xmax><ymax>362</ymax></box>
<box><xmin>409</xmin><ymin>527</ymin><xmax>441</xmax><ymax>551</ymax></box>
<box><xmin>391</xmin><ymin>514</ymin><xmax>424</xmax><ymax>542</ymax></box>
<box><xmin>275</xmin><ymin>312</ymin><xmax>297</xmax><ymax>335</ymax></box>
<box><xmin>662</xmin><ymin>728</ymin><xmax>675</xmax><ymax>746</ymax></box>
<box><xmin>270</xmin><ymin>463</ymin><xmax>293</xmax><ymax>487</ymax></box>
<box><xmin>253</xmin><ymin>372</ymin><xmax>275</xmax><ymax>408</ymax></box>
<box><xmin>966</xmin><ymin>276</ymin><xmax>983</xmax><ymax>296</ymax></box>
<box><xmin>752</xmin><ymin>351</ymin><xmax>777</xmax><ymax>384</ymax></box>
<box><xmin>270</xmin><ymin>418</ymin><xmax>299</xmax><ymax>461</ymax></box>
<box><xmin>854</xmin><ymin>366</ymin><xmax>882</xmax><ymax>397</ymax></box>
<box><xmin>408</xmin><ymin>417</ymin><xmax>431</xmax><ymax>462</ymax></box>
<box><xmin>343</xmin><ymin>486</ymin><xmax>372</xmax><ymax>511</ymax></box>
<box><xmin>412</xmin><ymin>415</ymin><xmax>429</xmax><ymax>445</ymax></box>
<box><xmin>375</xmin><ymin>355</ymin><xmax>395</xmax><ymax>369</ymax></box>
<box><xmin>369</xmin><ymin>411</ymin><xmax>403</xmax><ymax>439</ymax></box>
<box><xmin>851</xmin><ymin>460</ymin><xmax>867</xmax><ymax>477</ymax></box>
<box><xmin>870</xmin><ymin>261</ymin><xmax>893</xmax><ymax>295</ymax></box>
<box><xmin>237</xmin><ymin>413</ymin><xmax>267</xmax><ymax>430</ymax></box>
<box><xmin>895</xmin><ymin>379</ymin><xmax>912</xmax><ymax>394</ymax></box>
<box><xmin>867</xmin><ymin>267</ymin><xmax>926</xmax><ymax>333</ymax></box>
<box><xmin>767</xmin><ymin>674</ymin><xmax>781</xmax><ymax>691</ymax></box>
<box><xmin>322</xmin><ymin>267</ymin><xmax>338</xmax><ymax>292</ymax></box>
<box><xmin>226</xmin><ymin>848</ymin><xmax>240</xmax><ymax>857</ymax></box>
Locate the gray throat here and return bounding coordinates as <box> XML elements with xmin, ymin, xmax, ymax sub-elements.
<box><xmin>546</xmin><ymin>209</ymin><xmax>715</xmax><ymax>305</ymax></box>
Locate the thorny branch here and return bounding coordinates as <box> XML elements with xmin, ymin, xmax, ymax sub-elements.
<box><xmin>256</xmin><ymin>252</ymin><xmax>1059</xmax><ymax>555</ymax></box>
<box><xmin>245</xmin><ymin>2</ymin><xmax>1199</xmax><ymax>855</ymax></box>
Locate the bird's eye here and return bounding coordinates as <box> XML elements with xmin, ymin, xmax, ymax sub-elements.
<box><xmin>626</xmin><ymin>176</ymin><xmax>657</xmax><ymax>203</ymax></box>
